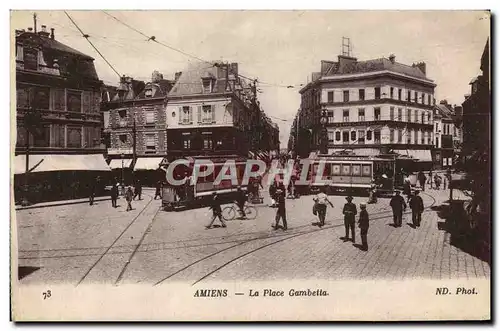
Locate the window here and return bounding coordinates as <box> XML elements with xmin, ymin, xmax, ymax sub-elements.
<box><xmin>67</xmin><ymin>126</ymin><xmax>82</xmax><ymax>148</ymax></box>
<box><xmin>435</xmin><ymin>137</ymin><xmax>439</xmax><ymax>147</ymax></box>
<box><xmin>422</xmin><ymin>93</ymin><xmax>426</xmax><ymax>105</ymax></box>
<box><xmin>398</xmin><ymin>129</ymin><xmax>403</xmax><ymax>143</ymax></box>
<box><xmin>17</xmin><ymin>87</ymin><xmax>30</xmax><ymax>108</ymax></box>
<box><xmin>421</xmin><ymin>112</ymin><xmax>425</xmax><ymax>124</ymax></box>
<box><xmin>415</xmin><ymin>92</ymin><xmax>419</xmax><ymax>103</ymax></box>
<box><xmin>390</xmin><ymin>87</ymin><xmax>394</xmax><ymax>99</ymax></box>
<box><xmin>374</xmin><ymin>130</ymin><xmax>381</xmax><ymax>144</ymax></box>
<box><xmin>407</xmin><ymin>90</ymin><xmax>411</xmax><ymax>102</ymax></box>
<box><xmin>427</xmin><ymin>112</ymin><xmax>431</xmax><ymax>123</ymax></box>
<box><xmin>119</xmin><ymin>134</ymin><xmax>127</xmax><ymax>144</ymax></box>
<box><xmin>414</xmin><ymin>109</ymin><xmax>419</xmax><ymax>123</ymax></box>
<box><xmin>183</xmin><ymin>137</ymin><xmax>191</xmax><ymax>149</ymax></box>
<box><xmin>424</xmin><ymin>131</ymin><xmax>428</xmax><ymax>145</ymax></box>
<box><xmin>145</xmin><ymin>134</ymin><xmax>157</xmax><ymax>152</ymax></box>
<box><xmin>351</xmin><ymin>131</ymin><xmax>356</xmax><ymax>141</ymax></box>
<box><xmin>328</xmin><ymin>111</ymin><xmax>334</xmax><ymax>123</ymax></box>
<box><xmin>342</xmin><ymin>131</ymin><xmax>349</xmax><ymax>143</ymax></box>
<box><xmin>390</xmin><ymin>129</ymin><xmax>394</xmax><ymax>143</ymax></box>
<box><xmin>420</xmin><ymin>130</ymin><xmax>424</xmax><ymax>144</ymax></box>
<box><xmin>366</xmin><ymin>130</ymin><xmax>372</xmax><ymax>141</ymax></box>
<box><xmin>398</xmin><ymin>88</ymin><xmax>402</xmax><ymax>100</ymax></box>
<box><xmin>374</xmin><ymin>87</ymin><xmax>381</xmax><ymax>100</ymax></box>
<box><xmin>335</xmin><ymin>131</ymin><xmax>341</xmax><ymax>141</ymax></box>
<box><xmin>67</xmin><ymin>90</ymin><xmax>82</xmax><ymax>112</ymax></box>
<box><xmin>408</xmin><ymin>130</ymin><xmax>412</xmax><ymax>144</ymax></box>
<box><xmin>358</xmin><ymin>108</ymin><xmax>365</xmax><ymax>121</ymax></box>
<box><xmin>390</xmin><ymin>107</ymin><xmax>394</xmax><ymax>120</ymax></box>
<box><xmin>84</xmin><ymin>126</ymin><xmax>100</xmax><ymax>148</ymax></box>
<box><xmin>327</xmin><ymin>91</ymin><xmax>334</xmax><ymax>103</ymax></box>
<box><xmin>343</xmin><ymin>109</ymin><xmax>349</xmax><ymax>122</ymax></box>
<box><xmin>328</xmin><ymin>131</ymin><xmax>335</xmax><ymax>143</ymax></box>
<box><xmin>358</xmin><ymin>130</ymin><xmax>365</xmax><ymax>144</ymax></box>
<box><xmin>201</xmin><ymin>105</ymin><xmax>213</xmax><ymax>123</ymax></box>
<box><xmin>32</xmin><ymin>124</ymin><xmax>50</xmax><ymax>147</ymax></box>
<box><xmin>34</xmin><ymin>87</ymin><xmax>50</xmax><ymax>110</ymax></box>
<box><xmin>145</xmin><ymin>110</ymin><xmax>155</xmax><ymax>124</ymax></box>
<box><xmin>343</xmin><ymin>90</ymin><xmax>349</xmax><ymax>102</ymax></box>
<box><xmin>435</xmin><ymin>123</ymin><xmax>439</xmax><ymax>131</ymax></box>
<box><xmin>428</xmin><ymin>95</ymin><xmax>431</xmax><ymax>105</ymax></box>
<box><xmin>397</xmin><ymin>108</ymin><xmax>402</xmax><ymax>121</ymax></box>
<box><xmin>374</xmin><ymin>107</ymin><xmax>381</xmax><ymax>120</ymax></box>
<box><xmin>23</xmin><ymin>48</ymin><xmax>38</xmax><ymax>71</ymax></box>
<box><xmin>203</xmin><ymin>137</ymin><xmax>213</xmax><ymax>150</ymax></box>
<box><xmin>82</xmin><ymin>91</ymin><xmax>91</xmax><ymax>113</ymax></box>
<box><xmin>202</xmin><ymin>79</ymin><xmax>212</xmax><ymax>93</ymax></box>
<box><xmin>51</xmin><ymin>124</ymin><xmax>65</xmax><ymax>147</ymax></box>
<box><xmin>181</xmin><ymin>106</ymin><xmax>192</xmax><ymax>124</ymax></box>
<box><xmin>118</xmin><ymin>109</ymin><xmax>127</xmax><ymax>119</ymax></box>
<box><xmin>51</xmin><ymin>88</ymin><xmax>65</xmax><ymax>111</ymax></box>
<box><xmin>358</xmin><ymin>89</ymin><xmax>365</xmax><ymax>101</ymax></box>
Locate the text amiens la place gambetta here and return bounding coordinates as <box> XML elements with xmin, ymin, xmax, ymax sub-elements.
<box><xmin>194</xmin><ymin>288</ymin><xmax>329</xmax><ymax>297</ymax></box>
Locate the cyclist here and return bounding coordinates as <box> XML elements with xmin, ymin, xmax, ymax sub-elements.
<box><xmin>235</xmin><ymin>186</ymin><xmax>247</xmax><ymax>218</ymax></box>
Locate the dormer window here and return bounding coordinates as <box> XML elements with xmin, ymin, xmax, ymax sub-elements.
<box><xmin>145</xmin><ymin>89</ymin><xmax>153</xmax><ymax>98</ymax></box>
<box><xmin>201</xmin><ymin>72</ymin><xmax>215</xmax><ymax>93</ymax></box>
<box><xmin>23</xmin><ymin>47</ymin><xmax>38</xmax><ymax>71</ymax></box>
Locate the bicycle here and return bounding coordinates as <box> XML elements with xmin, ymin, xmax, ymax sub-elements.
<box><xmin>221</xmin><ymin>203</ymin><xmax>258</xmax><ymax>221</ymax></box>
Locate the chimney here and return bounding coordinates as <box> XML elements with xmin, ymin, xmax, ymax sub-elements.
<box><xmin>174</xmin><ymin>72</ymin><xmax>182</xmax><ymax>81</ymax></box>
<box><xmin>439</xmin><ymin>100</ymin><xmax>448</xmax><ymax>105</ymax></box>
<box><xmin>415</xmin><ymin>61</ymin><xmax>426</xmax><ymax>75</ymax></box>
<box><xmin>41</xmin><ymin>25</ymin><xmax>47</xmax><ymax>32</ymax></box>
<box><xmin>230</xmin><ymin>63</ymin><xmax>238</xmax><ymax>76</ymax></box>
<box><xmin>38</xmin><ymin>24</ymin><xmax>50</xmax><ymax>37</ymax></box>
<box><xmin>27</xmin><ymin>27</ymin><xmax>33</xmax><ymax>32</ymax></box>
<box><xmin>50</xmin><ymin>28</ymin><xmax>55</xmax><ymax>39</ymax></box>
<box><xmin>389</xmin><ymin>54</ymin><xmax>395</xmax><ymax>64</ymax></box>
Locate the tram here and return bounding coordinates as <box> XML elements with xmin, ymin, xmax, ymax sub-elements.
<box><xmin>161</xmin><ymin>155</ymin><xmax>252</xmax><ymax>211</ymax></box>
<box><xmin>304</xmin><ymin>154</ymin><xmax>397</xmax><ymax>196</ymax></box>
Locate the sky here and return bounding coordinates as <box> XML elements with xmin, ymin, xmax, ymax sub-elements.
<box><xmin>11</xmin><ymin>10</ymin><xmax>490</xmax><ymax>148</ymax></box>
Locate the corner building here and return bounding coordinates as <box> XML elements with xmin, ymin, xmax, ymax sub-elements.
<box><xmin>298</xmin><ymin>54</ymin><xmax>436</xmax><ymax>167</ymax></box>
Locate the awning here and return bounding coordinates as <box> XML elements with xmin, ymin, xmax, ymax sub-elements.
<box><xmin>109</xmin><ymin>158</ymin><xmax>133</xmax><ymax>169</ymax></box>
<box><xmin>14</xmin><ymin>154</ymin><xmax>111</xmax><ymax>174</ymax></box>
<box><xmin>394</xmin><ymin>149</ymin><xmax>432</xmax><ymax>162</ymax></box>
<box><xmin>134</xmin><ymin>157</ymin><xmax>164</xmax><ymax>170</ymax></box>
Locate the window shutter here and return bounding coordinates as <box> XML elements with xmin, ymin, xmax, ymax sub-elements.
<box><xmin>211</xmin><ymin>105</ymin><xmax>215</xmax><ymax>123</ymax></box>
<box><xmin>178</xmin><ymin>107</ymin><xmax>182</xmax><ymax>124</ymax></box>
<box><xmin>198</xmin><ymin>106</ymin><xmax>202</xmax><ymax>123</ymax></box>
<box><xmin>189</xmin><ymin>106</ymin><xmax>193</xmax><ymax>123</ymax></box>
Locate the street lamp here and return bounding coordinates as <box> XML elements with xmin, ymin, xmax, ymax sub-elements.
<box><xmin>319</xmin><ymin>108</ymin><xmax>328</xmax><ymax>154</ymax></box>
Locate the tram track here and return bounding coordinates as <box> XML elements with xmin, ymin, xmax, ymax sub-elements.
<box><xmin>75</xmin><ymin>192</ymin><xmax>157</xmax><ymax>286</ymax></box>
<box><xmin>155</xmin><ymin>192</ymin><xmax>437</xmax><ymax>286</ymax></box>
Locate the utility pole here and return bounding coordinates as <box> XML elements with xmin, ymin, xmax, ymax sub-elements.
<box><xmin>33</xmin><ymin>12</ymin><xmax>37</xmax><ymax>33</ymax></box>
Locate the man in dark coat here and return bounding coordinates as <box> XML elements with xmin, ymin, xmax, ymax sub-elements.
<box><xmin>235</xmin><ymin>187</ymin><xmax>247</xmax><ymax>218</ymax></box>
<box><xmin>342</xmin><ymin>196</ymin><xmax>357</xmax><ymax>242</ymax></box>
<box><xmin>133</xmin><ymin>179</ymin><xmax>142</xmax><ymax>200</ymax></box>
<box><xmin>273</xmin><ymin>188</ymin><xmax>287</xmax><ymax>230</ymax></box>
<box><xmin>206</xmin><ymin>192</ymin><xmax>226</xmax><ymax>229</ymax></box>
<box><xmin>417</xmin><ymin>171</ymin><xmax>427</xmax><ymax>192</ymax></box>
<box><xmin>269</xmin><ymin>179</ymin><xmax>277</xmax><ymax>206</ymax></box>
<box><xmin>358</xmin><ymin>203</ymin><xmax>369</xmax><ymax>251</ymax></box>
<box><xmin>89</xmin><ymin>176</ymin><xmax>100</xmax><ymax>206</ymax></box>
<box><xmin>110</xmin><ymin>178</ymin><xmax>119</xmax><ymax>208</ymax></box>
<box><xmin>390</xmin><ymin>190</ymin><xmax>407</xmax><ymax>227</ymax></box>
<box><xmin>409</xmin><ymin>190</ymin><xmax>424</xmax><ymax>227</ymax></box>
<box><xmin>154</xmin><ymin>180</ymin><xmax>163</xmax><ymax>200</ymax></box>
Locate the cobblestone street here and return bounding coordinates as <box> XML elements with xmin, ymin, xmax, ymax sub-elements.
<box><xmin>16</xmin><ymin>186</ymin><xmax>490</xmax><ymax>286</ymax></box>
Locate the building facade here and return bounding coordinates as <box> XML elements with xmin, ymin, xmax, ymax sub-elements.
<box><xmin>14</xmin><ymin>24</ymin><xmax>108</xmax><ymax>203</ymax></box>
<box><xmin>165</xmin><ymin>61</ymin><xmax>278</xmax><ymax>161</ymax></box>
<box><xmin>432</xmin><ymin>100</ymin><xmax>463</xmax><ymax>169</ymax></box>
<box><xmin>101</xmin><ymin>71</ymin><xmax>175</xmax><ymax>185</ymax></box>
<box><xmin>295</xmin><ymin>54</ymin><xmax>436</xmax><ymax>166</ymax></box>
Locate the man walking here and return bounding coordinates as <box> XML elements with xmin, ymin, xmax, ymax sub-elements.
<box><xmin>133</xmin><ymin>179</ymin><xmax>142</xmax><ymax>200</ymax></box>
<box><xmin>313</xmin><ymin>187</ymin><xmax>334</xmax><ymax>227</ymax></box>
<box><xmin>89</xmin><ymin>176</ymin><xmax>100</xmax><ymax>206</ymax></box>
<box><xmin>273</xmin><ymin>187</ymin><xmax>287</xmax><ymax>231</ymax></box>
<box><xmin>409</xmin><ymin>190</ymin><xmax>424</xmax><ymax>227</ymax></box>
<box><xmin>358</xmin><ymin>203</ymin><xmax>370</xmax><ymax>251</ymax></box>
<box><xmin>342</xmin><ymin>196</ymin><xmax>357</xmax><ymax>242</ymax></box>
<box><xmin>206</xmin><ymin>192</ymin><xmax>226</xmax><ymax>229</ymax></box>
<box><xmin>390</xmin><ymin>190</ymin><xmax>407</xmax><ymax>227</ymax></box>
<box><xmin>125</xmin><ymin>186</ymin><xmax>134</xmax><ymax>211</ymax></box>
<box><xmin>110</xmin><ymin>179</ymin><xmax>119</xmax><ymax>208</ymax></box>
<box><xmin>417</xmin><ymin>171</ymin><xmax>426</xmax><ymax>192</ymax></box>
<box><xmin>154</xmin><ymin>180</ymin><xmax>163</xmax><ymax>200</ymax></box>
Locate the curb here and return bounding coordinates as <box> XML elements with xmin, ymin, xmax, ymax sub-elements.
<box><xmin>15</xmin><ymin>197</ymin><xmax>112</xmax><ymax>211</ymax></box>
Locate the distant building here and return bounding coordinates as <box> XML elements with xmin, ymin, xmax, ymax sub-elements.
<box><xmin>165</xmin><ymin>61</ymin><xmax>278</xmax><ymax>161</ymax></box>
<box><xmin>101</xmin><ymin>71</ymin><xmax>176</xmax><ymax>185</ymax></box>
<box><xmin>432</xmin><ymin>100</ymin><xmax>463</xmax><ymax>169</ymax></box>
<box><xmin>295</xmin><ymin>53</ymin><xmax>436</xmax><ymax>168</ymax></box>
<box><xmin>14</xmin><ymin>24</ymin><xmax>108</xmax><ymax>203</ymax></box>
